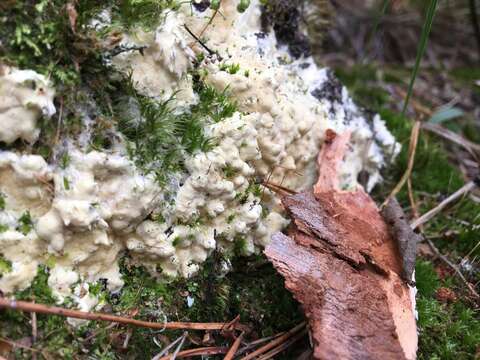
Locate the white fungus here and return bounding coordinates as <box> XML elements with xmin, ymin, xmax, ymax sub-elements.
<box><xmin>0</xmin><ymin>67</ymin><xmax>55</xmax><ymax>144</ymax></box>
<box><xmin>0</xmin><ymin>0</ymin><xmax>400</xmax><ymax>313</ymax></box>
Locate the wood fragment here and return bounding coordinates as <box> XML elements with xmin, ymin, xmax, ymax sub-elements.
<box><xmin>265</xmin><ymin>130</ymin><xmax>418</xmax><ymax>360</ymax></box>
<box><xmin>223</xmin><ymin>331</ymin><xmax>244</xmax><ymax>360</ymax></box>
<box><xmin>0</xmin><ymin>298</ymin><xmax>248</xmax><ymax>332</ymax></box>
<box><xmin>381</xmin><ymin>197</ymin><xmax>420</xmax><ymax>283</ymax></box>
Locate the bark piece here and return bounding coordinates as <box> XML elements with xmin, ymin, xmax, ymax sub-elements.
<box><xmin>265</xmin><ymin>130</ymin><xmax>417</xmax><ymax>360</ymax></box>
<box><xmin>381</xmin><ymin>197</ymin><xmax>420</xmax><ymax>283</ymax></box>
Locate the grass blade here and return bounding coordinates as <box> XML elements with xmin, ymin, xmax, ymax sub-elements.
<box><xmin>401</xmin><ymin>0</ymin><xmax>438</xmax><ymax>116</ymax></box>
<box><xmin>365</xmin><ymin>0</ymin><xmax>390</xmax><ymax>59</ymax></box>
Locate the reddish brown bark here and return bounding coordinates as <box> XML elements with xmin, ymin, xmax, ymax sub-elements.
<box><xmin>265</xmin><ymin>130</ymin><xmax>417</xmax><ymax>360</ymax></box>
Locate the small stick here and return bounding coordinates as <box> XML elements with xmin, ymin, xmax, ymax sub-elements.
<box><xmin>407</xmin><ymin>177</ymin><xmax>421</xmax><ymax>225</ymax></box>
<box><xmin>54</xmin><ymin>97</ymin><xmax>64</xmax><ymax>146</ymax></box>
<box><xmin>236</xmin><ymin>333</ymin><xmax>285</xmax><ymax>356</ymax></box>
<box><xmin>157</xmin><ymin>346</ymin><xmax>228</xmax><ymax>360</ymax></box>
<box><xmin>198</xmin><ymin>0</ymin><xmax>222</xmax><ymax>38</ymax></box>
<box><xmin>31</xmin><ymin>304</ymin><xmax>38</xmax><ymax>360</ymax></box>
<box><xmin>262</xmin><ymin>181</ymin><xmax>297</xmax><ymax>197</ymax></box>
<box><xmin>183</xmin><ymin>24</ymin><xmax>216</xmax><ymax>56</ymax></box>
<box><xmin>223</xmin><ymin>331</ymin><xmax>244</xmax><ymax>360</ymax></box>
<box><xmin>152</xmin><ymin>334</ymin><xmax>186</xmax><ymax>360</ymax></box>
<box><xmin>422</xmin><ymin>122</ymin><xmax>480</xmax><ymax>158</ymax></box>
<box><xmin>382</xmin><ymin>120</ymin><xmax>421</xmax><ymax>208</ymax></box>
<box><xmin>256</xmin><ymin>328</ymin><xmax>308</xmax><ymax>360</ymax></box>
<box><xmin>0</xmin><ymin>298</ymin><xmax>248</xmax><ymax>332</ymax></box>
<box><xmin>426</xmin><ymin>238</ymin><xmax>480</xmax><ymax>299</ymax></box>
<box><xmin>239</xmin><ymin>322</ymin><xmax>305</xmax><ymax>360</ymax></box>
<box><xmin>171</xmin><ymin>332</ymin><xmax>187</xmax><ymax>360</ymax></box>
<box><xmin>410</xmin><ymin>181</ymin><xmax>477</xmax><ymax>230</ymax></box>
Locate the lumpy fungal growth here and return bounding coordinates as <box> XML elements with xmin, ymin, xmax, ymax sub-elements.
<box><xmin>0</xmin><ymin>0</ymin><xmax>399</xmax><ymax>313</ymax></box>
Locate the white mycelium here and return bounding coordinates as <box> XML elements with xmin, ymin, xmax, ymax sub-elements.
<box><xmin>0</xmin><ymin>0</ymin><xmax>400</xmax><ymax>312</ymax></box>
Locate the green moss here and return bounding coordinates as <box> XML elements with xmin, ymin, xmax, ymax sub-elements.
<box><xmin>415</xmin><ymin>260</ymin><xmax>440</xmax><ymax>297</ymax></box>
<box><xmin>0</xmin><ymin>256</ymin><xmax>12</xmax><ymax>275</ymax></box>
<box><xmin>117</xmin><ymin>77</ymin><xmax>236</xmax><ymax>185</ymax></box>
<box><xmin>110</xmin><ymin>0</ymin><xmax>177</xmax><ymax>31</ymax></box>
<box><xmin>233</xmin><ymin>236</ymin><xmax>249</xmax><ymax>256</ymax></box>
<box><xmin>0</xmin><ymin>193</ymin><xmax>5</xmax><ymax>211</ymax></box>
<box><xmin>172</xmin><ymin>236</ymin><xmax>182</xmax><ymax>247</ymax></box>
<box><xmin>220</xmin><ymin>62</ymin><xmax>241</xmax><ymax>74</ymax></box>
<box><xmin>418</xmin><ymin>298</ymin><xmax>480</xmax><ymax>360</ymax></box>
<box><xmin>223</xmin><ymin>164</ymin><xmax>238</xmax><ymax>178</ymax></box>
<box><xmin>17</xmin><ymin>211</ymin><xmax>33</xmax><ymax>235</ymax></box>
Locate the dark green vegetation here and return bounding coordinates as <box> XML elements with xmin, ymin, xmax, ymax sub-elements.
<box><xmin>0</xmin><ymin>1</ymin><xmax>301</xmax><ymax>358</ymax></box>
<box><xmin>0</xmin><ymin>0</ymin><xmax>236</xmax><ymax>182</ymax></box>
<box><xmin>336</xmin><ymin>64</ymin><xmax>480</xmax><ymax>360</ymax></box>
<box><xmin>0</xmin><ymin>255</ymin><xmax>303</xmax><ymax>359</ymax></box>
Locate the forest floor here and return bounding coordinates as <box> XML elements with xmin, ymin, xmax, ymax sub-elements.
<box><xmin>1</xmin><ymin>1</ymin><xmax>480</xmax><ymax>359</ymax></box>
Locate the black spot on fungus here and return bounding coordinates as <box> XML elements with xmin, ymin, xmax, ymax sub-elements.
<box><xmin>310</xmin><ymin>69</ymin><xmax>343</xmax><ymax>105</ymax></box>
<box><xmin>192</xmin><ymin>0</ymin><xmax>211</xmax><ymax>12</ymax></box>
<box><xmin>260</xmin><ymin>0</ymin><xmax>311</xmax><ymax>59</ymax></box>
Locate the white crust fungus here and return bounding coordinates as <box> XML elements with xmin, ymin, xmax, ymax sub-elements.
<box><xmin>0</xmin><ymin>0</ymin><xmax>400</xmax><ymax>313</ymax></box>
<box><xmin>0</xmin><ymin>67</ymin><xmax>55</xmax><ymax>144</ymax></box>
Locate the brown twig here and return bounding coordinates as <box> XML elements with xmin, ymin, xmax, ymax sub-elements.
<box><xmin>152</xmin><ymin>334</ymin><xmax>186</xmax><ymax>360</ymax></box>
<box><xmin>236</xmin><ymin>333</ymin><xmax>285</xmax><ymax>357</ymax></box>
<box><xmin>407</xmin><ymin>177</ymin><xmax>420</xmax><ymax>223</ymax></box>
<box><xmin>0</xmin><ymin>298</ymin><xmax>248</xmax><ymax>332</ymax></box>
<box><xmin>256</xmin><ymin>328</ymin><xmax>308</xmax><ymax>360</ymax></box>
<box><xmin>239</xmin><ymin>322</ymin><xmax>306</xmax><ymax>360</ymax></box>
<box><xmin>425</xmin><ymin>238</ymin><xmax>480</xmax><ymax>299</ymax></box>
<box><xmin>0</xmin><ymin>337</ymin><xmax>41</xmax><ymax>355</ymax></box>
<box><xmin>31</xmin><ymin>304</ymin><xmax>38</xmax><ymax>360</ymax></box>
<box><xmin>198</xmin><ymin>0</ymin><xmax>222</xmax><ymax>38</ymax></box>
<box><xmin>157</xmin><ymin>346</ymin><xmax>228</xmax><ymax>360</ymax></box>
<box><xmin>382</xmin><ymin>120</ymin><xmax>421</xmax><ymax>208</ymax></box>
<box><xmin>170</xmin><ymin>332</ymin><xmax>187</xmax><ymax>360</ymax></box>
<box><xmin>262</xmin><ymin>181</ymin><xmax>297</xmax><ymax>197</ymax></box>
<box><xmin>422</xmin><ymin>122</ymin><xmax>480</xmax><ymax>159</ymax></box>
<box><xmin>223</xmin><ymin>331</ymin><xmax>244</xmax><ymax>360</ymax></box>
<box><xmin>410</xmin><ymin>181</ymin><xmax>477</xmax><ymax>230</ymax></box>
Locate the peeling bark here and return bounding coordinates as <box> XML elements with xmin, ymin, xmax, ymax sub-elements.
<box><xmin>265</xmin><ymin>130</ymin><xmax>417</xmax><ymax>360</ymax></box>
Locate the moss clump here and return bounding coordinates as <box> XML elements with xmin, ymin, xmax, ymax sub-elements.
<box><xmin>0</xmin><ymin>253</ymin><xmax>303</xmax><ymax>358</ymax></box>
<box><xmin>17</xmin><ymin>211</ymin><xmax>33</xmax><ymax>235</ymax></box>
<box><xmin>416</xmin><ymin>261</ymin><xmax>480</xmax><ymax>360</ymax></box>
<box><xmin>0</xmin><ymin>256</ymin><xmax>12</xmax><ymax>276</ymax></box>
<box><xmin>116</xmin><ymin>77</ymin><xmax>237</xmax><ymax>184</ymax></box>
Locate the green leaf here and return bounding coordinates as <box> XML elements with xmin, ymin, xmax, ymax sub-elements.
<box><xmin>428</xmin><ymin>107</ymin><xmax>464</xmax><ymax>124</ymax></box>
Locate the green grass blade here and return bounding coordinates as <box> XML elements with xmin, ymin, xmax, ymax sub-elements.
<box><xmin>401</xmin><ymin>0</ymin><xmax>438</xmax><ymax>116</ymax></box>
<box><xmin>366</xmin><ymin>0</ymin><xmax>390</xmax><ymax>59</ymax></box>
